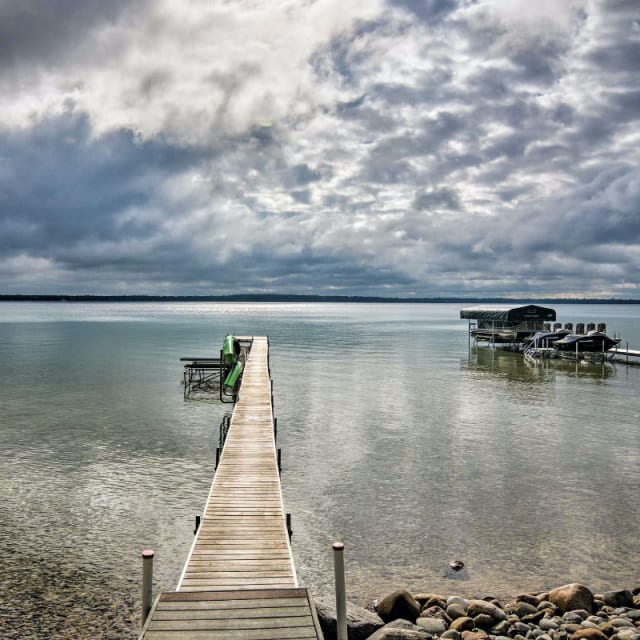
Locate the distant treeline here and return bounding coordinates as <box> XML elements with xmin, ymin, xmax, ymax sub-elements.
<box><xmin>1</xmin><ymin>294</ymin><xmax>639</xmax><ymax>304</ymax></box>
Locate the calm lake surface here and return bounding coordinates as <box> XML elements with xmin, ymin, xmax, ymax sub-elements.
<box><xmin>1</xmin><ymin>302</ymin><xmax>639</xmax><ymax>639</ymax></box>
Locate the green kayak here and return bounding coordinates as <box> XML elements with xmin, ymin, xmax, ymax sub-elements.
<box><xmin>224</xmin><ymin>360</ymin><xmax>244</xmax><ymax>388</ymax></box>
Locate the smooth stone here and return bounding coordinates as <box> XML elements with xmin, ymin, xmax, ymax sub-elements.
<box><xmin>415</xmin><ymin>594</ymin><xmax>447</xmax><ymax>607</ymax></box>
<box><xmin>610</xmin><ymin>619</ymin><xmax>636</xmax><ymax>629</ymax></box>
<box><xmin>564</xmin><ymin>614</ymin><xmax>587</xmax><ymax>625</ymax></box>
<box><xmin>315</xmin><ymin>598</ymin><xmax>384</xmax><ymax>640</ymax></box>
<box><xmin>416</xmin><ymin>618</ymin><xmax>447</xmax><ymax>635</ymax></box>
<box><xmin>474</xmin><ymin>614</ymin><xmax>494</xmax><ymax>629</ymax></box>
<box><xmin>368</xmin><ymin>619</ymin><xmax>432</xmax><ymax>640</ymax></box>
<box><xmin>613</xmin><ymin>630</ymin><xmax>640</xmax><ymax>640</ymax></box>
<box><xmin>570</xmin><ymin>629</ymin><xmax>608</xmax><ymax>640</ymax></box>
<box><xmin>581</xmin><ymin>622</ymin><xmax>602</xmax><ymax>630</ymax></box>
<box><xmin>447</xmin><ymin>597</ymin><xmax>469</xmax><ymax>610</ymax></box>
<box><xmin>625</xmin><ymin>611</ymin><xmax>640</xmax><ymax>621</ymax></box>
<box><xmin>517</xmin><ymin>595</ymin><xmax>541</xmax><ymax>607</ymax></box>
<box><xmin>563</xmin><ymin>625</ymin><xmax>583</xmax><ymax>634</ymax></box>
<box><xmin>442</xmin><ymin>631</ymin><xmax>462</xmax><ymax>640</ymax></box>
<box><xmin>490</xmin><ymin>620</ymin><xmax>512</xmax><ymax>635</ymax></box>
<box><xmin>378</xmin><ymin>590</ymin><xmax>422</xmax><ymax>624</ymax></box>
<box><xmin>508</xmin><ymin>602</ymin><xmax>541</xmax><ymax>618</ymax></box>
<box><xmin>540</xmin><ymin>619</ymin><xmax>560</xmax><ymax>631</ymax></box>
<box><xmin>598</xmin><ymin>622</ymin><xmax>616</xmax><ymax>636</ymax></box>
<box><xmin>522</xmin><ymin>611</ymin><xmax>546</xmax><ymax>625</ymax></box>
<box><xmin>424</xmin><ymin>597</ymin><xmax>449</xmax><ymax>611</ymax></box>
<box><xmin>422</xmin><ymin>605</ymin><xmax>451</xmax><ymax>623</ymax></box>
<box><xmin>528</xmin><ymin>629</ymin><xmax>544</xmax><ymax>639</ymax></box>
<box><xmin>550</xmin><ymin>585</ymin><xmax>594</xmax><ymax>615</ymax></box>
<box><xmin>461</xmin><ymin>632</ymin><xmax>490</xmax><ymax>640</ymax></box>
<box><xmin>450</xmin><ymin>617</ymin><xmax>475</xmax><ymax>633</ymax></box>
<box><xmin>602</xmin><ymin>592</ymin><xmax>635</xmax><ymax>609</ymax></box>
<box><xmin>537</xmin><ymin>634</ymin><xmax>553</xmax><ymax>640</ymax></box>
<box><xmin>467</xmin><ymin>600</ymin><xmax>507</xmax><ymax>622</ymax></box>
<box><xmin>447</xmin><ymin>604</ymin><xmax>467</xmax><ymax>620</ymax></box>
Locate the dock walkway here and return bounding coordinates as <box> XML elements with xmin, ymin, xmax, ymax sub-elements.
<box><xmin>140</xmin><ymin>336</ymin><xmax>323</xmax><ymax>639</ymax></box>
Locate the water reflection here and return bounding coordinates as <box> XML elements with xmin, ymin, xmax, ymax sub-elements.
<box><xmin>465</xmin><ymin>346</ymin><xmax>616</xmax><ymax>381</ymax></box>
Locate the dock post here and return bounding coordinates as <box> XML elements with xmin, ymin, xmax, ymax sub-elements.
<box><xmin>286</xmin><ymin>512</ymin><xmax>293</xmax><ymax>539</ymax></box>
<box><xmin>277</xmin><ymin>448</ymin><xmax>282</xmax><ymax>474</ymax></box>
<box><xmin>333</xmin><ymin>542</ymin><xmax>348</xmax><ymax>640</ymax></box>
<box><xmin>141</xmin><ymin>549</ymin><xmax>154</xmax><ymax>627</ymax></box>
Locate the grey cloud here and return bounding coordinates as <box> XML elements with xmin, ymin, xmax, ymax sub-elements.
<box><xmin>414</xmin><ymin>188</ymin><xmax>462</xmax><ymax>211</ymax></box>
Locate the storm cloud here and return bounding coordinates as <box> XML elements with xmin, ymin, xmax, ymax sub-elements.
<box><xmin>0</xmin><ymin>0</ymin><xmax>638</xmax><ymax>297</ymax></box>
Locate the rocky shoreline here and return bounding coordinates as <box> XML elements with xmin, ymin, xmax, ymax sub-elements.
<box><xmin>316</xmin><ymin>583</ymin><xmax>640</xmax><ymax>640</ymax></box>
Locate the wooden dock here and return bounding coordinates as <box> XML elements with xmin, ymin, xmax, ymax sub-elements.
<box><xmin>140</xmin><ymin>336</ymin><xmax>323</xmax><ymax>639</ymax></box>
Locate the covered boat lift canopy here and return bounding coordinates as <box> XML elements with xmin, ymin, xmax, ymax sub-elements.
<box><xmin>461</xmin><ymin>304</ymin><xmax>557</xmax><ymax>346</ymax></box>
<box><xmin>460</xmin><ymin>304</ymin><xmax>556</xmax><ymax>323</ymax></box>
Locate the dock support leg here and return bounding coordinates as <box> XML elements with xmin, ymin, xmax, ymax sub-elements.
<box><xmin>141</xmin><ymin>549</ymin><xmax>154</xmax><ymax>627</ymax></box>
<box><xmin>286</xmin><ymin>512</ymin><xmax>292</xmax><ymax>539</ymax></box>
<box><xmin>333</xmin><ymin>542</ymin><xmax>348</xmax><ymax>640</ymax></box>
<box><xmin>277</xmin><ymin>448</ymin><xmax>282</xmax><ymax>474</ymax></box>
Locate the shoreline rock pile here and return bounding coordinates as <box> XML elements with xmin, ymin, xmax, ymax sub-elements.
<box><xmin>316</xmin><ymin>583</ymin><xmax>640</xmax><ymax>640</ymax></box>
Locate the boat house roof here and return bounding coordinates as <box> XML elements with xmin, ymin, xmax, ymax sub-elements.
<box><xmin>460</xmin><ymin>304</ymin><xmax>556</xmax><ymax>322</ymax></box>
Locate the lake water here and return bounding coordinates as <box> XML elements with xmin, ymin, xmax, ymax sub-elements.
<box><xmin>1</xmin><ymin>302</ymin><xmax>639</xmax><ymax>639</ymax></box>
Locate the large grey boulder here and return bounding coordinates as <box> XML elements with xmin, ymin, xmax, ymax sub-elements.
<box><xmin>315</xmin><ymin>598</ymin><xmax>384</xmax><ymax>640</ymax></box>
<box><xmin>368</xmin><ymin>619</ymin><xmax>432</xmax><ymax>640</ymax></box>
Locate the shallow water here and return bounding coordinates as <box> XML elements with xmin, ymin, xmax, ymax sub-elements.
<box><xmin>0</xmin><ymin>302</ymin><xmax>639</xmax><ymax>638</ymax></box>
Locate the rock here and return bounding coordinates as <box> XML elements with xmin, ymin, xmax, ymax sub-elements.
<box><xmin>518</xmin><ymin>595</ymin><xmax>542</xmax><ymax>607</ymax></box>
<box><xmin>424</xmin><ymin>596</ymin><xmax>449</xmax><ymax>610</ymax></box>
<box><xmin>612</xmin><ymin>629</ymin><xmax>640</xmax><ymax>640</ymax></box>
<box><xmin>467</xmin><ymin>599</ymin><xmax>507</xmax><ymax>622</ymax></box>
<box><xmin>540</xmin><ymin>618</ymin><xmax>560</xmax><ymax>631</ymax></box>
<box><xmin>450</xmin><ymin>617</ymin><xmax>475</xmax><ymax>633</ymax></box>
<box><xmin>422</xmin><ymin>605</ymin><xmax>451</xmax><ymax>623</ymax></box>
<box><xmin>625</xmin><ymin>610</ymin><xmax>640</xmax><ymax>621</ymax></box>
<box><xmin>447</xmin><ymin>597</ymin><xmax>469</xmax><ymax>610</ymax></box>
<box><xmin>461</xmin><ymin>631</ymin><xmax>490</xmax><ymax>640</ymax></box>
<box><xmin>416</xmin><ymin>617</ymin><xmax>448</xmax><ymax>634</ymax></box>
<box><xmin>447</xmin><ymin>604</ymin><xmax>467</xmax><ymax>620</ymax></box>
<box><xmin>602</xmin><ymin>592</ymin><xmax>635</xmax><ymax>609</ymax></box>
<box><xmin>490</xmin><ymin>620</ymin><xmax>512</xmax><ymax>635</ymax></box>
<box><xmin>570</xmin><ymin>629</ymin><xmax>608</xmax><ymax>640</ymax></box>
<box><xmin>315</xmin><ymin>598</ymin><xmax>385</xmax><ymax>640</ymax></box>
<box><xmin>474</xmin><ymin>614</ymin><xmax>494</xmax><ymax>629</ymax></box>
<box><xmin>368</xmin><ymin>619</ymin><xmax>433</xmax><ymax>640</ymax></box>
<box><xmin>378</xmin><ymin>590</ymin><xmax>422</xmax><ymax>624</ymax></box>
<box><xmin>549</xmin><ymin>585</ymin><xmax>595</xmax><ymax>614</ymax></box>
<box><xmin>442</xmin><ymin>631</ymin><xmax>462</xmax><ymax>640</ymax></box>
<box><xmin>507</xmin><ymin>601</ymin><xmax>540</xmax><ymax>618</ymax></box>
<box><xmin>598</xmin><ymin>622</ymin><xmax>616</xmax><ymax>636</ymax></box>
<box><xmin>522</xmin><ymin>611</ymin><xmax>546</xmax><ymax>625</ymax></box>
<box><xmin>564</xmin><ymin>612</ymin><xmax>588</xmax><ymax>625</ymax></box>
<box><xmin>415</xmin><ymin>594</ymin><xmax>447</xmax><ymax>608</ymax></box>
<box><xmin>609</xmin><ymin>619</ymin><xmax>635</xmax><ymax>629</ymax></box>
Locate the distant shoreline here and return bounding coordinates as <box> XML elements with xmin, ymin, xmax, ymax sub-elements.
<box><xmin>1</xmin><ymin>294</ymin><xmax>639</xmax><ymax>304</ymax></box>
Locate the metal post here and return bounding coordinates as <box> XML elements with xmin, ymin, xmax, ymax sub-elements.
<box><xmin>286</xmin><ymin>512</ymin><xmax>293</xmax><ymax>539</ymax></box>
<box><xmin>274</xmin><ymin>416</ymin><xmax>278</xmax><ymax>441</ymax></box>
<box><xmin>194</xmin><ymin>515</ymin><xmax>201</xmax><ymax>534</ymax></box>
<box><xmin>141</xmin><ymin>549</ymin><xmax>154</xmax><ymax>627</ymax></box>
<box><xmin>216</xmin><ymin>447</ymin><xmax>220</xmax><ymax>467</ymax></box>
<box><xmin>277</xmin><ymin>448</ymin><xmax>282</xmax><ymax>474</ymax></box>
<box><xmin>333</xmin><ymin>542</ymin><xmax>348</xmax><ymax>640</ymax></box>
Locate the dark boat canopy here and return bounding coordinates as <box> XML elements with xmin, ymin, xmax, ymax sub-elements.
<box><xmin>460</xmin><ymin>304</ymin><xmax>556</xmax><ymax>322</ymax></box>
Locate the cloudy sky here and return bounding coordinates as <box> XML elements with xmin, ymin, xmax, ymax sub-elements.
<box><xmin>1</xmin><ymin>0</ymin><xmax>638</xmax><ymax>297</ymax></box>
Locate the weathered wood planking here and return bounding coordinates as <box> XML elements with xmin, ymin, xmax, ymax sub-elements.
<box><xmin>139</xmin><ymin>337</ymin><xmax>323</xmax><ymax>640</ymax></box>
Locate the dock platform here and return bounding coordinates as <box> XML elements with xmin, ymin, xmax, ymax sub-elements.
<box><xmin>140</xmin><ymin>336</ymin><xmax>323</xmax><ymax>639</ymax></box>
